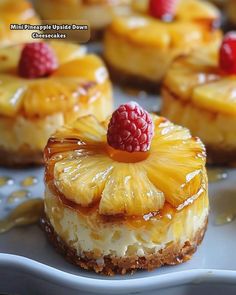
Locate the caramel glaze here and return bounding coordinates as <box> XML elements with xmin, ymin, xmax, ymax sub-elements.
<box><xmin>44</xmin><ymin>132</ymin><xmax>208</xmax><ymax>227</ymax></box>
<box><xmin>192</xmin><ymin>18</ymin><xmax>221</xmax><ymax>30</ymax></box>
<box><xmin>47</xmin><ymin>180</ymin><xmax>175</xmax><ymax>227</ymax></box>
<box><xmin>108</xmin><ymin>13</ymin><xmax>221</xmax><ymax>52</ymax></box>
<box><xmin>44</xmin><ymin>136</ymin><xmax>178</xmax><ymax>227</ymax></box>
<box><xmin>44</xmin><ymin>136</ymin><xmax>106</xmax><ymax>178</ymax></box>
<box><xmin>0</xmin><ymin>63</ymin><xmax>98</xmax><ymax>119</ymax></box>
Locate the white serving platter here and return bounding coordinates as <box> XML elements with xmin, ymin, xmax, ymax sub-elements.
<box><xmin>0</xmin><ymin>86</ymin><xmax>236</xmax><ymax>295</ymax></box>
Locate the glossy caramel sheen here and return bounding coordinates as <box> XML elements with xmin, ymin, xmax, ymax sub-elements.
<box><xmin>0</xmin><ymin>198</ymin><xmax>43</xmax><ymax>234</ymax></box>
<box><xmin>0</xmin><ymin>0</ymin><xmax>40</xmax><ymax>47</ymax></box>
<box><xmin>48</xmin><ymin>180</ymin><xmax>177</xmax><ymax>226</ymax></box>
<box><xmin>163</xmin><ymin>47</ymin><xmax>236</xmax><ymax>116</ymax></box>
<box><xmin>44</xmin><ymin>114</ymin><xmax>207</xmax><ymax>218</ymax></box>
<box><xmin>0</xmin><ymin>41</ymin><xmax>112</xmax><ymax>119</ymax></box>
<box><xmin>107</xmin><ymin>0</ymin><xmax>221</xmax><ymax>47</ymax></box>
<box><xmin>106</xmin><ymin>145</ymin><xmax>150</xmax><ymax>163</ymax></box>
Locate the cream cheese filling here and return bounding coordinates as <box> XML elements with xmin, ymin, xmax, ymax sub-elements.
<box><xmin>0</xmin><ymin>113</ymin><xmax>64</xmax><ymax>151</ymax></box>
<box><xmin>45</xmin><ymin>185</ymin><xmax>208</xmax><ymax>258</ymax></box>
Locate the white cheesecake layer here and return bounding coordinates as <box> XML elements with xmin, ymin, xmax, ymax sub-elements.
<box><xmin>45</xmin><ymin>184</ymin><xmax>208</xmax><ymax>258</ymax></box>
<box><xmin>0</xmin><ymin>113</ymin><xmax>64</xmax><ymax>151</ymax></box>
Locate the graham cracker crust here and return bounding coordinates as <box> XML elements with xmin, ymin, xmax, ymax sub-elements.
<box><xmin>105</xmin><ymin>59</ymin><xmax>160</xmax><ymax>94</ymax></box>
<box><xmin>0</xmin><ymin>146</ymin><xmax>43</xmax><ymax>167</ymax></box>
<box><xmin>40</xmin><ymin>216</ymin><xmax>208</xmax><ymax>276</ymax></box>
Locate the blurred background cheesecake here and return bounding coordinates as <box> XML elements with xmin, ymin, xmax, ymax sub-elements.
<box><xmin>34</xmin><ymin>0</ymin><xmax>132</xmax><ymax>41</ymax></box>
<box><xmin>0</xmin><ymin>41</ymin><xmax>112</xmax><ymax>166</ymax></box>
<box><xmin>161</xmin><ymin>32</ymin><xmax>236</xmax><ymax>165</ymax></box>
<box><xmin>0</xmin><ymin>0</ymin><xmax>40</xmax><ymax>47</ymax></box>
<box><xmin>104</xmin><ymin>0</ymin><xmax>221</xmax><ymax>92</ymax></box>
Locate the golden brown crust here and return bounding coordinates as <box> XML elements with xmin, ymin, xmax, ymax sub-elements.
<box><xmin>0</xmin><ymin>146</ymin><xmax>43</xmax><ymax>167</ymax></box>
<box><xmin>105</xmin><ymin>58</ymin><xmax>160</xmax><ymax>93</ymax></box>
<box><xmin>40</xmin><ymin>216</ymin><xmax>208</xmax><ymax>276</ymax></box>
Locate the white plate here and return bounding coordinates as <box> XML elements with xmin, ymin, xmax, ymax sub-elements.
<box><xmin>1</xmin><ymin>164</ymin><xmax>236</xmax><ymax>295</ymax></box>
<box><xmin>0</xmin><ymin>69</ymin><xmax>236</xmax><ymax>295</ymax></box>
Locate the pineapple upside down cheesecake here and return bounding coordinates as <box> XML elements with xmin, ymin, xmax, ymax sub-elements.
<box><xmin>34</xmin><ymin>0</ymin><xmax>132</xmax><ymax>40</ymax></box>
<box><xmin>0</xmin><ymin>0</ymin><xmax>40</xmax><ymax>47</ymax></box>
<box><xmin>161</xmin><ymin>32</ymin><xmax>236</xmax><ymax>165</ymax></box>
<box><xmin>0</xmin><ymin>41</ymin><xmax>112</xmax><ymax>167</ymax></box>
<box><xmin>104</xmin><ymin>0</ymin><xmax>221</xmax><ymax>92</ymax></box>
<box><xmin>41</xmin><ymin>102</ymin><xmax>209</xmax><ymax>275</ymax></box>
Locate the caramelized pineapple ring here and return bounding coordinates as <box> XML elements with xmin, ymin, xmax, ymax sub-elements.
<box><xmin>0</xmin><ymin>41</ymin><xmax>111</xmax><ymax>118</ymax></box>
<box><xmin>163</xmin><ymin>48</ymin><xmax>236</xmax><ymax>116</ymax></box>
<box><xmin>109</xmin><ymin>0</ymin><xmax>220</xmax><ymax>48</ymax></box>
<box><xmin>133</xmin><ymin>0</ymin><xmax>220</xmax><ymax>20</ymax></box>
<box><xmin>46</xmin><ymin>115</ymin><xmax>207</xmax><ymax>216</ymax></box>
<box><xmin>0</xmin><ymin>0</ymin><xmax>40</xmax><ymax>47</ymax></box>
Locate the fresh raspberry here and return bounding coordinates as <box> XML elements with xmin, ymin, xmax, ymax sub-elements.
<box><xmin>107</xmin><ymin>102</ymin><xmax>154</xmax><ymax>153</ymax></box>
<box><xmin>18</xmin><ymin>42</ymin><xmax>58</xmax><ymax>79</ymax></box>
<box><xmin>219</xmin><ymin>32</ymin><xmax>236</xmax><ymax>75</ymax></box>
<box><xmin>149</xmin><ymin>0</ymin><xmax>177</xmax><ymax>20</ymax></box>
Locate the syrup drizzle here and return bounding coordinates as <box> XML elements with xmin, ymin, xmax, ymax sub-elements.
<box><xmin>207</xmin><ymin>168</ymin><xmax>228</xmax><ymax>183</ymax></box>
<box><xmin>0</xmin><ymin>199</ymin><xmax>44</xmax><ymax>234</ymax></box>
<box><xmin>0</xmin><ymin>176</ymin><xmax>14</xmax><ymax>187</ymax></box>
<box><xmin>7</xmin><ymin>190</ymin><xmax>31</xmax><ymax>204</ymax></box>
<box><xmin>215</xmin><ymin>212</ymin><xmax>236</xmax><ymax>226</ymax></box>
<box><xmin>20</xmin><ymin>176</ymin><xmax>38</xmax><ymax>187</ymax></box>
<box><xmin>213</xmin><ymin>190</ymin><xmax>236</xmax><ymax>226</ymax></box>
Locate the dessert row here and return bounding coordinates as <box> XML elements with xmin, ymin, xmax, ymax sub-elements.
<box><xmin>0</xmin><ymin>0</ymin><xmax>236</xmax><ymax>166</ymax></box>
<box><xmin>1</xmin><ymin>0</ymin><xmax>236</xmax><ymax>46</ymax></box>
<box><xmin>0</xmin><ymin>0</ymin><xmax>235</xmax><ymax>276</ymax></box>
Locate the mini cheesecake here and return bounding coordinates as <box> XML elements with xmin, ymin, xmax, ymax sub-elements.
<box><xmin>104</xmin><ymin>0</ymin><xmax>221</xmax><ymax>92</ymax></box>
<box><xmin>0</xmin><ymin>0</ymin><xmax>40</xmax><ymax>47</ymax></box>
<box><xmin>161</xmin><ymin>33</ymin><xmax>236</xmax><ymax>165</ymax></box>
<box><xmin>34</xmin><ymin>0</ymin><xmax>132</xmax><ymax>40</ymax></box>
<box><xmin>0</xmin><ymin>41</ymin><xmax>112</xmax><ymax>167</ymax></box>
<box><xmin>42</xmin><ymin>102</ymin><xmax>208</xmax><ymax>275</ymax></box>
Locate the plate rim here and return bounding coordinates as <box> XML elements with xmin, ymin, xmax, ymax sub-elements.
<box><xmin>1</xmin><ymin>253</ymin><xmax>236</xmax><ymax>293</ymax></box>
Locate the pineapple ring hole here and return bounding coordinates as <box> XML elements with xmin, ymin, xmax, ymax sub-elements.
<box><xmin>106</xmin><ymin>145</ymin><xmax>149</xmax><ymax>163</ymax></box>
